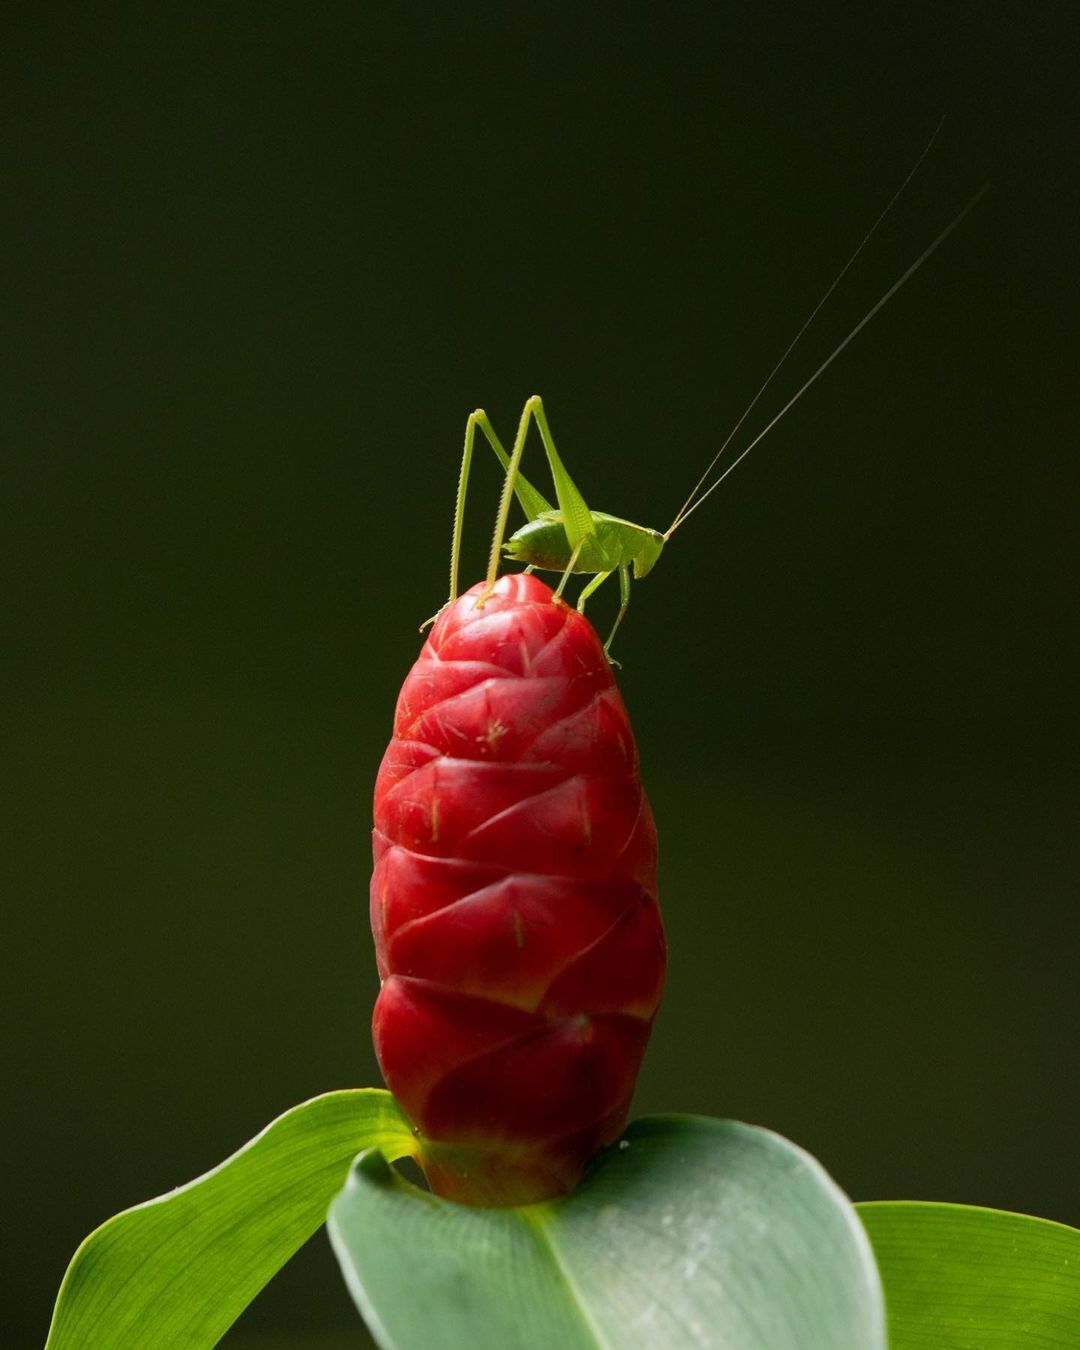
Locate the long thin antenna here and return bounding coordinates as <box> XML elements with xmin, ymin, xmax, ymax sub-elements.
<box><xmin>666</xmin><ymin>118</ymin><xmax>946</xmax><ymax>536</ymax></box>
<box><xmin>665</xmin><ymin>182</ymin><xmax>989</xmax><ymax>537</ymax></box>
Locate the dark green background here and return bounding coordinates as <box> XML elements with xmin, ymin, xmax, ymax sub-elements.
<box><xmin>3</xmin><ymin>4</ymin><xmax>1076</xmax><ymax>1346</ymax></box>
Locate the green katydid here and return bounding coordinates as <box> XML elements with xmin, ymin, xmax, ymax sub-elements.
<box><xmin>433</xmin><ymin>155</ymin><xmax>986</xmax><ymax>660</ymax></box>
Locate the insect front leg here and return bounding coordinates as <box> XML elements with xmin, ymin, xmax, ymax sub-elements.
<box><xmin>603</xmin><ymin>565</ymin><xmax>633</xmax><ymax>661</ymax></box>
<box><xmin>574</xmin><ymin>566</ymin><xmax>631</xmax><ymax>662</ymax></box>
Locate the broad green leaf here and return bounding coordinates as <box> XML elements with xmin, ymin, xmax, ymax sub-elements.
<box><xmin>329</xmin><ymin>1114</ymin><xmax>885</xmax><ymax>1350</ymax></box>
<box><xmin>858</xmin><ymin>1200</ymin><xmax>1080</xmax><ymax>1348</ymax></box>
<box><xmin>47</xmin><ymin>1088</ymin><xmax>414</xmax><ymax>1349</ymax></box>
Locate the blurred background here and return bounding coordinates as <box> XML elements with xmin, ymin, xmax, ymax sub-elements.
<box><xmin>2</xmin><ymin>3</ymin><xmax>1077</xmax><ymax>1346</ymax></box>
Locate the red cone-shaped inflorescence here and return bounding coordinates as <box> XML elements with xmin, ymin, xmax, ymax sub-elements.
<box><xmin>371</xmin><ymin>573</ymin><xmax>665</xmax><ymax>1206</ymax></box>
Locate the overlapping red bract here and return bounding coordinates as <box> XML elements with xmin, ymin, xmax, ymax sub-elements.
<box><xmin>371</xmin><ymin>573</ymin><xmax>665</xmax><ymax>1205</ymax></box>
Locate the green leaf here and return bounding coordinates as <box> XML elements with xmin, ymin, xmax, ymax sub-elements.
<box><xmin>857</xmin><ymin>1200</ymin><xmax>1080</xmax><ymax>1348</ymax></box>
<box><xmin>47</xmin><ymin>1088</ymin><xmax>414</xmax><ymax>1350</ymax></box>
<box><xmin>329</xmin><ymin>1114</ymin><xmax>885</xmax><ymax>1350</ymax></box>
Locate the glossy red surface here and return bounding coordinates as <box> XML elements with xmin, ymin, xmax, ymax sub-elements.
<box><xmin>371</xmin><ymin>573</ymin><xmax>665</xmax><ymax>1204</ymax></box>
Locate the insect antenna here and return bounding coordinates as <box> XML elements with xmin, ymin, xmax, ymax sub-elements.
<box><xmin>665</xmin><ymin>182</ymin><xmax>989</xmax><ymax>537</ymax></box>
<box><xmin>665</xmin><ymin>119</ymin><xmax>946</xmax><ymax>538</ymax></box>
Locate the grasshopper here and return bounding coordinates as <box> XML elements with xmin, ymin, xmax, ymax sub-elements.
<box><xmin>432</xmin><ymin>138</ymin><xmax>986</xmax><ymax>660</ymax></box>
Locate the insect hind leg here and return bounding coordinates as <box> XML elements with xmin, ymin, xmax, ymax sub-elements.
<box><xmin>420</xmin><ymin>409</ymin><xmax>484</xmax><ymax>629</ymax></box>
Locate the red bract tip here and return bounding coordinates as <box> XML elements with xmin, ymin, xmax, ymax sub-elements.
<box><xmin>371</xmin><ymin>574</ymin><xmax>665</xmax><ymax>1205</ymax></box>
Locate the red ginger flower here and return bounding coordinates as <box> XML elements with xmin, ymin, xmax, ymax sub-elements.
<box><xmin>371</xmin><ymin>573</ymin><xmax>665</xmax><ymax>1205</ymax></box>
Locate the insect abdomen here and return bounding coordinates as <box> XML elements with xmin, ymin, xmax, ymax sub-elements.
<box><xmin>371</xmin><ymin>573</ymin><xmax>666</xmax><ymax>1205</ymax></box>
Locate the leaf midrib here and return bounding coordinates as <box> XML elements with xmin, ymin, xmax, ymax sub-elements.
<box><xmin>518</xmin><ymin>1205</ymin><xmax>613</xmax><ymax>1350</ymax></box>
